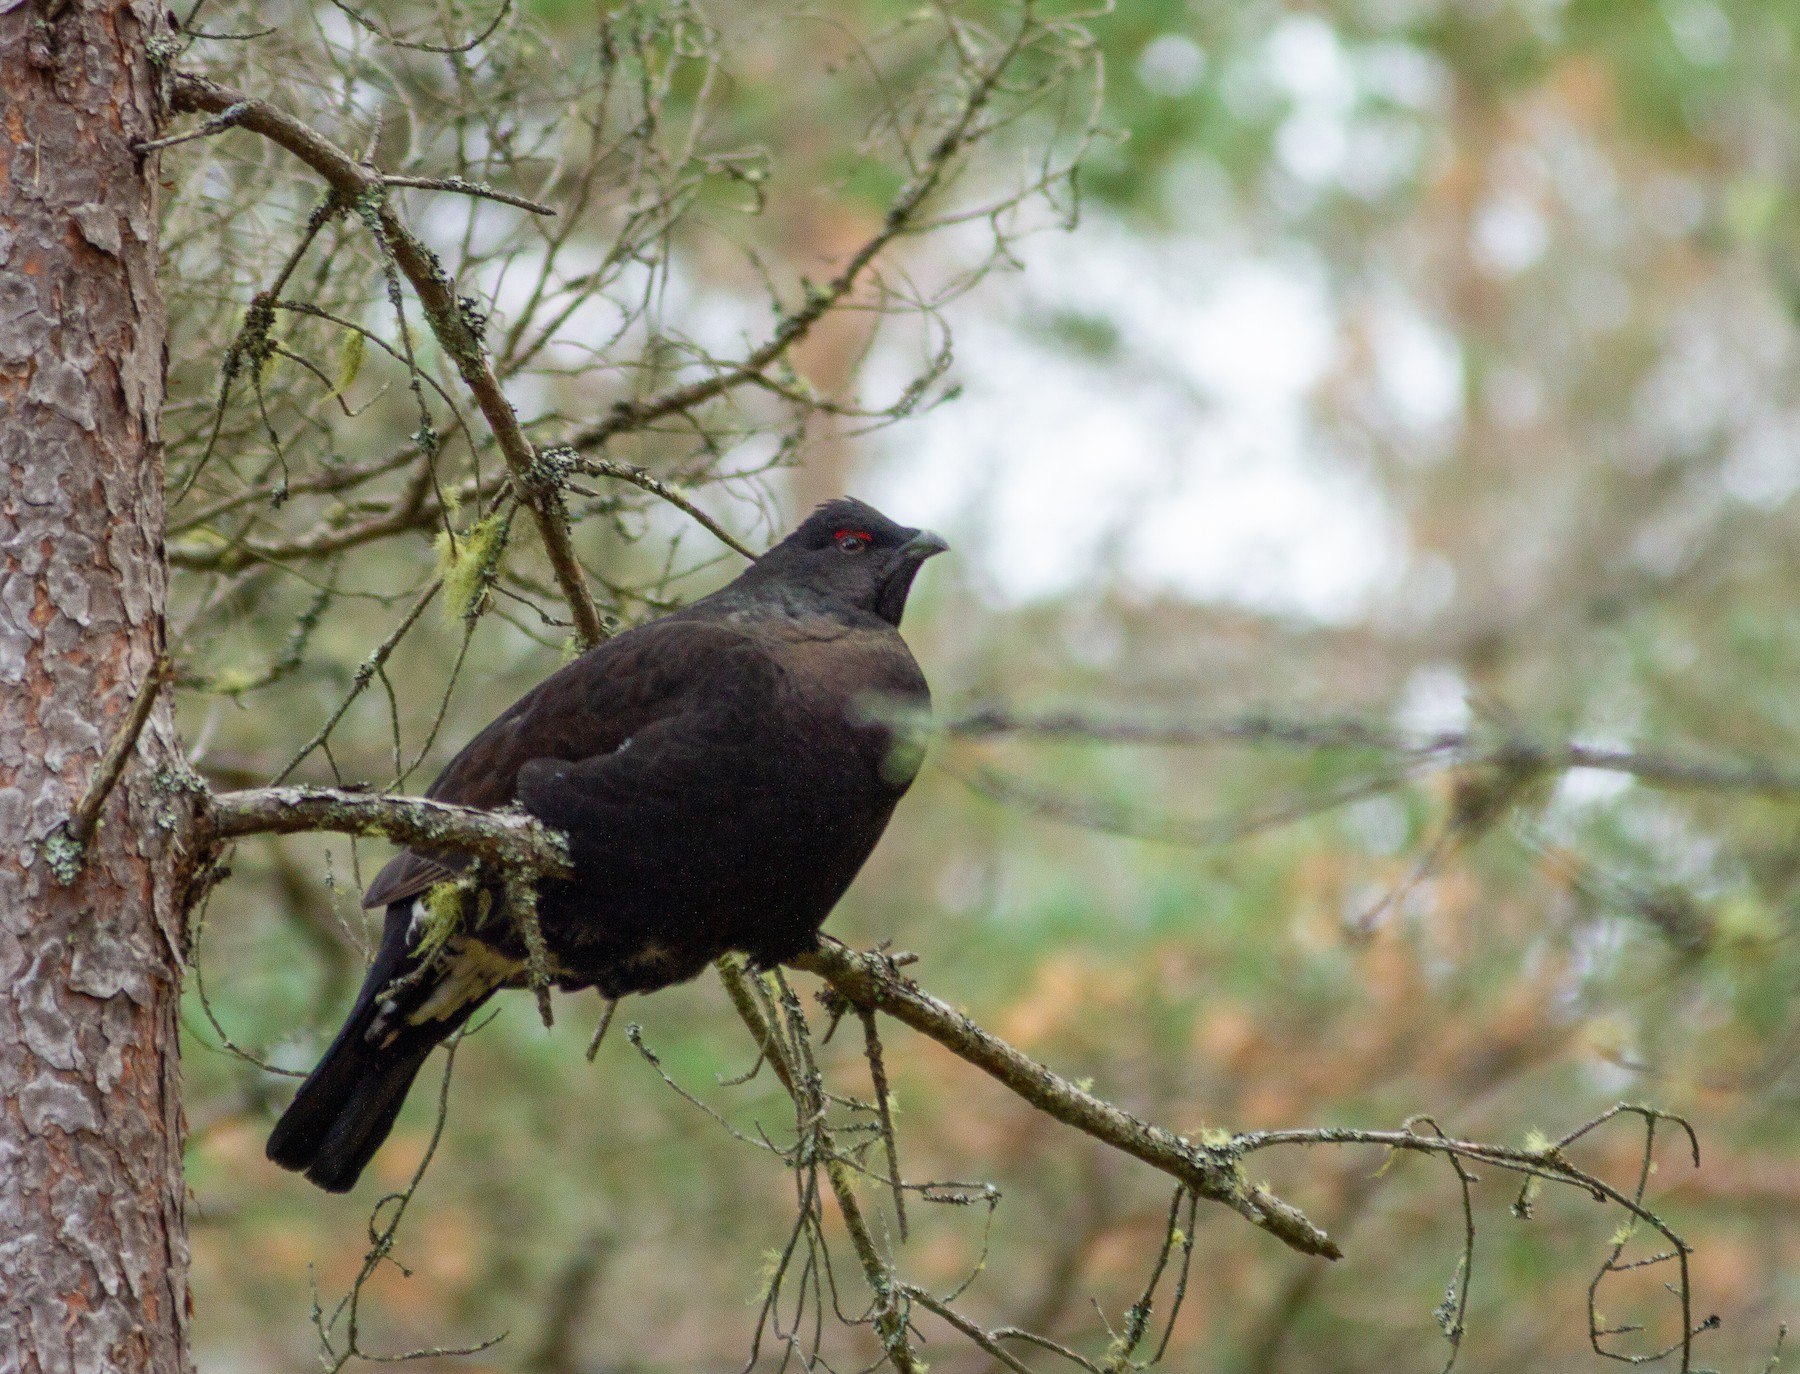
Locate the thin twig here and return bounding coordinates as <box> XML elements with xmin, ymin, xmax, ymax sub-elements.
<box><xmin>168</xmin><ymin>72</ymin><xmax>606</xmax><ymax>646</ymax></box>
<box><xmin>585</xmin><ymin>997</ymin><xmax>619</xmax><ymax>1062</ymax></box>
<box><xmin>269</xmin><ymin>580</ymin><xmax>440</xmax><ymax>785</ymax></box>
<box><xmin>1237</xmin><ymin>1107</ymin><xmax>1708</xmax><ymax>1371</ymax></box>
<box><xmin>791</xmin><ymin>939</ymin><xmax>1340</xmax><ymax>1260</ymax></box>
<box><xmin>861</xmin><ymin>1008</ymin><xmax>909</xmax><ymax>1242</ymax></box>
<box><xmin>133</xmin><ymin>100</ymin><xmax>251</xmax><ymax>153</ymax></box>
<box><xmin>562</xmin><ymin>2</ymin><xmax>1035</xmax><ymax>459</ymax></box>
<box><xmin>716</xmin><ymin>960</ymin><xmax>924</xmax><ymax>1372</ymax></box>
<box><xmin>382</xmin><ymin>174</ymin><xmax>555</xmax><ymax>216</ymax></box>
<box><xmin>570</xmin><ymin>456</ymin><xmax>756</xmax><ymax>559</ymax></box>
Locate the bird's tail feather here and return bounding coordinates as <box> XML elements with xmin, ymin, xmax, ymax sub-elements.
<box><xmin>270</xmin><ymin>896</ymin><xmax>521</xmax><ymax>1192</ymax></box>
<box><xmin>266</xmin><ymin>1021</ymin><xmax>438</xmax><ymax>1193</ymax></box>
<box><xmin>269</xmin><ymin>900</ymin><xmax>466</xmax><ymax>1194</ymax></box>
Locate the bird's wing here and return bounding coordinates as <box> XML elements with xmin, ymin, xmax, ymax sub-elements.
<box><xmin>360</xmin><ymin>617</ymin><xmax>771</xmax><ymax>910</ymax></box>
<box><xmin>507</xmin><ymin>617</ymin><xmax>921</xmax><ymax>876</ymax></box>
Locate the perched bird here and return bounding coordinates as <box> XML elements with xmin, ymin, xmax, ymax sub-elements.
<box><xmin>267</xmin><ymin>497</ymin><xmax>946</xmax><ymax>1192</ymax></box>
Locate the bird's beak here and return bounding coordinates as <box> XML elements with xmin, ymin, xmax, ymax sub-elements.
<box><xmin>877</xmin><ymin>530</ymin><xmax>948</xmax><ymax>626</ymax></box>
<box><xmin>898</xmin><ymin>530</ymin><xmax>950</xmax><ymax>562</ymax></box>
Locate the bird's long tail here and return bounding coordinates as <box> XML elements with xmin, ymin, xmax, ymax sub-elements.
<box><xmin>267</xmin><ymin>901</ymin><xmax>492</xmax><ymax>1193</ymax></box>
<box><xmin>265</xmin><ymin>1013</ymin><xmax>439</xmax><ymax>1193</ymax></box>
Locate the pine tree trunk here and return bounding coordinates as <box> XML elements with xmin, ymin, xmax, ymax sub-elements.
<box><xmin>0</xmin><ymin>4</ymin><xmax>190</xmax><ymax>1372</ymax></box>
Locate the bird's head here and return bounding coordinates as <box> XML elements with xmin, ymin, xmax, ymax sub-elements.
<box><xmin>745</xmin><ymin>497</ymin><xmax>949</xmax><ymax>626</ymax></box>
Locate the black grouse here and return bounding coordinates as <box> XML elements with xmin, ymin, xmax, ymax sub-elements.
<box><xmin>267</xmin><ymin>498</ymin><xmax>946</xmax><ymax>1192</ymax></box>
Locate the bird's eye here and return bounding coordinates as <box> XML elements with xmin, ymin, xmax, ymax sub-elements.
<box><xmin>834</xmin><ymin>529</ymin><xmax>872</xmax><ymax>553</ymax></box>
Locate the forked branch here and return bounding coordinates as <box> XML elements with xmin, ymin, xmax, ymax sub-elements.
<box><xmin>164</xmin><ymin>72</ymin><xmax>606</xmax><ymax>645</ymax></box>
<box><xmin>793</xmin><ymin>938</ymin><xmax>1341</xmax><ymax>1260</ymax></box>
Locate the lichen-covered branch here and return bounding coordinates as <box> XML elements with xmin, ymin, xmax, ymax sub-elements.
<box><xmin>165</xmin><ymin>72</ymin><xmax>606</xmax><ymax>645</ymax></box>
<box><xmin>716</xmin><ymin>959</ymin><xmax>925</xmax><ymax>1374</ymax></box>
<box><xmin>792</xmin><ymin>939</ymin><xmax>1341</xmax><ymax>1260</ymax></box>
<box><xmin>167</xmin><ymin>470</ymin><xmax>498</xmax><ymax>572</ymax></box>
<box><xmin>788</xmin><ymin>943</ymin><xmax>1711</xmax><ymax>1369</ymax></box>
<box><xmin>205</xmin><ymin>785</ymin><xmax>570</xmax><ymax>881</ymax></box>
<box><xmin>49</xmin><ymin>656</ymin><xmax>170</xmax><ymax>879</ymax></box>
<box><xmin>1235</xmin><ymin>1106</ymin><xmax>1709</xmax><ymax>1372</ymax></box>
<box><xmin>203</xmin><ymin>785</ymin><xmax>570</xmax><ymax>1025</ymax></box>
<box><xmin>562</xmin><ymin>2</ymin><xmax>1050</xmax><ymax>460</ymax></box>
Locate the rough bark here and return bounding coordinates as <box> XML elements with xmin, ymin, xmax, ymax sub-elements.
<box><xmin>0</xmin><ymin>4</ymin><xmax>190</xmax><ymax>1373</ymax></box>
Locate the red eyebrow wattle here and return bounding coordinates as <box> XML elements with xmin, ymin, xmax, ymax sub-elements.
<box><xmin>834</xmin><ymin>529</ymin><xmax>872</xmax><ymax>541</ymax></box>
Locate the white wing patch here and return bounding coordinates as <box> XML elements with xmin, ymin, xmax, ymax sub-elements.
<box><xmin>409</xmin><ymin>938</ymin><xmax>525</xmax><ymax>1025</ymax></box>
<box><xmin>366</xmin><ymin>899</ymin><xmax>527</xmax><ymax>1048</ymax></box>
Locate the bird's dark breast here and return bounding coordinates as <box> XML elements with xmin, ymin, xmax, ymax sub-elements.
<box><xmin>521</xmin><ymin>619</ymin><xmax>928</xmax><ymax>997</ymax></box>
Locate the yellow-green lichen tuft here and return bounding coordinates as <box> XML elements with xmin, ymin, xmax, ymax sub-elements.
<box><xmin>415</xmin><ymin>879</ymin><xmax>472</xmax><ymax>959</ymax></box>
<box><xmin>330</xmin><ymin>329</ymin><xmax>365</xmax><ymax>398</ymax></box>
<box><xmin>207</xmin><ymin>665</ymin><xmax>263</xmax><ymax>696</ymax></box>
<box><xmin>434</xmin><ymin>510</ymin><xmax>510</xmax><ymax>625</ymax></box>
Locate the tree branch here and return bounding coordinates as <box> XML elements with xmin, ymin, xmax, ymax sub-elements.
<box><xmin>204</xmin><ymin>785</ymin><xmax>570</xmax><ymax>881</ymax></box>
<box><xmin>66</xmin><ymin>656</ymin><xmax>170</xmax><ymax>845</ymax></box>
<box><xmin>203</xmin><ymin>785</ymin><xmax>571</xmax><ymax>1024</ymax></box>
<box><xmin>1235</xmin><ymin>1106</ymin><xmax>1708</xmax><ymax>1371</ymax></box>
<box><xmin>944</xmin><ymin>707</ymin><xmax>1800</xmax><ymax>800</ymax></box>
<box><xmin>560</xmin><ymin>5</ymin><xmax>1028</xmax><ymax>459</ymax></box>
<box><xmin>168</xmin><ymin>472</ymin><xmax>499</xmax><ymax>572</ymax></box>
<box><xmin>570</xmin><ymin>455</ymin><xmax>756</xmax><ymax>560</ymax></box>
<box><xmin>166</xmin><ymin>72</ymin><xmax>606</xmax><ymax>645</ymax></box>
<box><xmin>792</xmin><ymin>939</ymin><xmax>1341</xmax><ymax>1261</ymax></box>
<box><xmin>716</xmin><ymin>960</ymin><xmax>925</xmax><ymax>1374</ymax></box>
<box><xmin>44</xmin><ymin>657</ymin><xmax>172</xmax><ymax>884</ymax></box>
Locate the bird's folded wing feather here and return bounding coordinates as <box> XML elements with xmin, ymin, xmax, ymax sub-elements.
<box><xmin>360</xmin><ymin>618</ymin><xmax>775</xmax><ymax>910</ymax></box>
